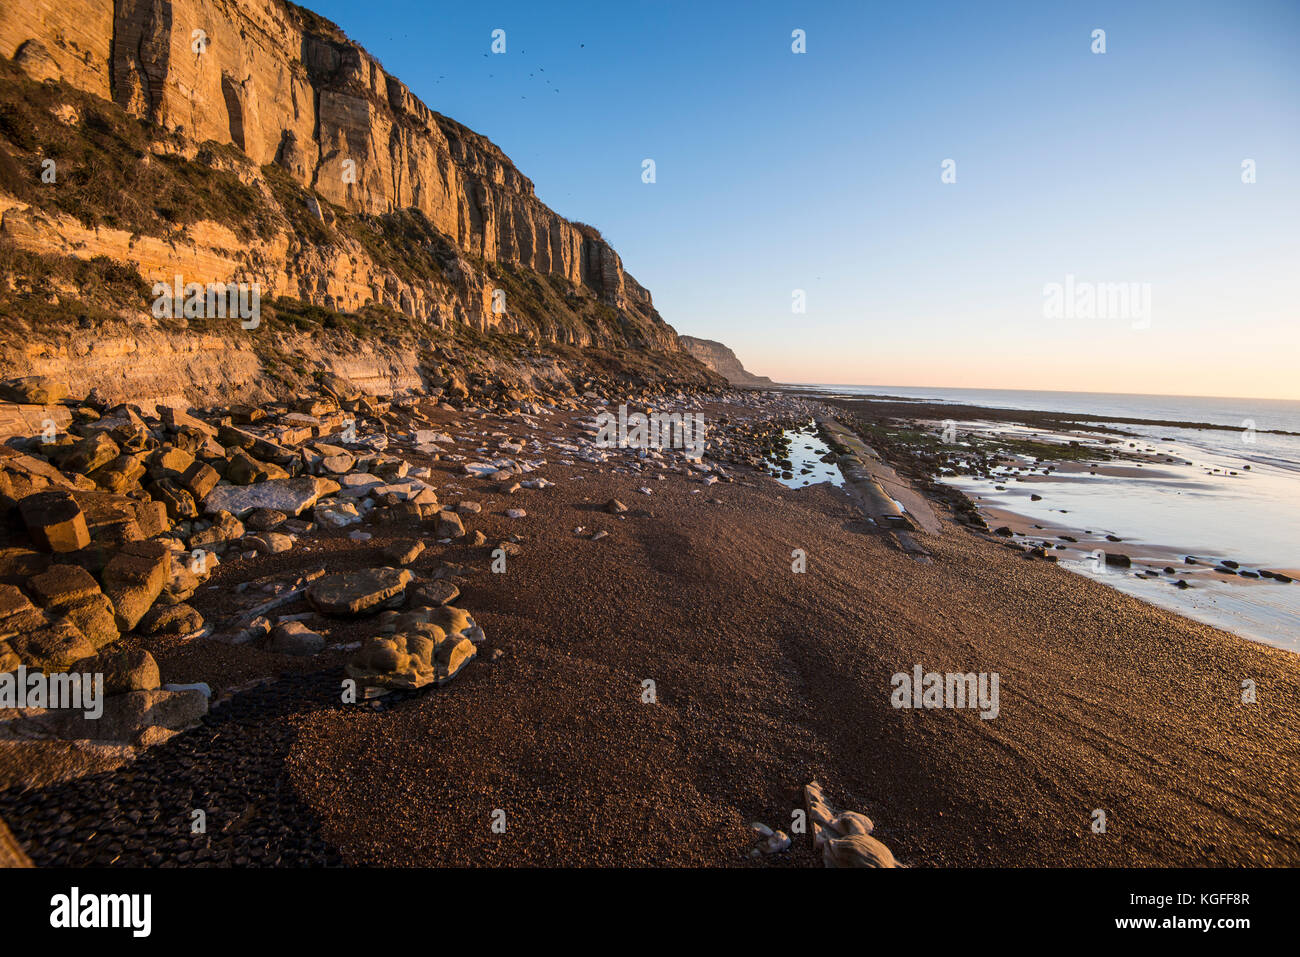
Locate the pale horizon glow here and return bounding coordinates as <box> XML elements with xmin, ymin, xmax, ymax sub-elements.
<box><xmin>311</xmin><ymin>0</ymin><xmax>1300</xmax><ymax>402</ymax></box>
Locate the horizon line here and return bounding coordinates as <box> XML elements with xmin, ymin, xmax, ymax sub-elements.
<box><xmin>773</xmin><ymin>381</ymin><xmax>1300</xmax><ymax>405</ymax></box>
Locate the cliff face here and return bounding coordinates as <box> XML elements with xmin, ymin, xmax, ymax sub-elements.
<box><xmin>679</xmin><ymin>337</ymin><xmax>773</xmax><ymax>387</ymax></box>
<box><xmin>0</xmin><ymin>0</ymin><xmax>665</xmax><ymax>344</ymax></box>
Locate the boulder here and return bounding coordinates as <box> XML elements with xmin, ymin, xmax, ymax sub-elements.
<box><xmin>267</xmin><ymin>621</ymin><xmax>325</xmax><ymax>656</ymax></box>
<box><xmin>27</xmin><ymin>563</ymin><xmax>101</xmax><ymax>607</ymax></box>
<box><xmin>180</xmin><ymin>461</ymin><xmax>220</xmax><ymax>500</ymax></box>
<box><xmin>101</xmin><ymin>540</ymin><xmax>171</xmax><ymax>630</ymax></box>
<box><xmin>148</xmin><ymin>478</ymin><xmax>198</xmax><ymax>520</ymax></box>
<box><xmin>19</xmin><ymin>491</ymin><xmax>91</xmax><ymax>552</ymax></box>
<box><xmin>8</xmin><ymin>618</ymin><xmax>96</xmax><ymax>670</ymax></box>
<box><xmin>138</xmin><ymin>603</ymin><xmax>204</xmax><ymax>637</ymax></box>
<box><xmin>434</xmin><ymin>511</ymin><xmax>465</xmax><ymax>538</ymax></box>
<box><xmin>188</xmin><ymin>511</ymin><xmax>245</xmax><ymax>547</ymax></box>
<box><xmin>89</xmin><ymin>454</ymin><xmax>147</xmax><ymax>494</ymax></box>
<box><xmin>203</xmin><ymin>476</ymin><xmax>338</xmax><ymax>518</ymax></box>
<box><xmin>822</xmin><ymin>834</ymin><xmax>899</xmax><ymax>868</ymax></box>
<box><xmin>805</xmin><ymin>780</ymin><xmax>899</xmax><ymax>868</ymax></box>
<box><xmin>383</xmin><ymin>539</ymin><xmax>425</xmax><ymax>565</ymax></box>
<box><xmin>307</xmin><ymin>567</ymin><xmax>413</xmax><ymax>616</ymax></box>
<box><xmin>244</xmin><ymin>508</ymin><xmax>287</xmax><ymax>531</ymax></box>
<box><xmin>58</xmin><ymin>433</ymin><xmax>120</xmax><ymax>474</ymax></box>
<box><xmin>346</xmin><ymin>627</ymin><xmax>475</xmax><ymax>690</ymax></box>
<box><xmin>248</xmin><ymin>532</ymin><xmax>294</xmax><ymax>554</ymax></box>
<box><xmin>411</xmin><ymin>581</ymin><xmax>459</xmax><ymax>607</ymax></box>
<box><xmin>71</xmin><ymin>647</ymin><xmax>160</xmax><ymax>693</ymax></box>
<box><xmin>46</xmin><ymin>687</ymin><xmax>208</xmax><ymax>744</ymax></box>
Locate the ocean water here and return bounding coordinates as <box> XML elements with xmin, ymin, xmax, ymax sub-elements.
<box><xmin>791</xmin><ymin>384</ymin><xmax>1300</xmax><ymax>650</ymax></box>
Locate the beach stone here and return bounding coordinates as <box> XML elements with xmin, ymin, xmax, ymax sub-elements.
<box><xmin>149</xmin><ymin>478</ymin><xmax>198</xmax><ymax>520</ymax></box>
<box><xmin>314</xmin><ymin>501</ymin><xmax>362</xmax><ymax>527</ymax></box>
<box><xmin>504</xmin><ymin>508</ymin><xmax>526</xmax><ymax>519</ymax></box>
<box><xmin>307</xmin><ymin>567</ymin><xmax>413</xmax><ymax>616</ymax></box>
<box><xmin>346</xmin><ymin>628</ymin><xmax>475</xmax><ymax>690</ymax></box>
<box><xmin>0</xmin><ymin>584</ymin><xmax>37</xmax><ymax>624</ymax></box>
<box><xmin>267</xmin><ymin>621</ymin><xmax>325</xmax><ymax>656</ymax></box>
<box><xmin>823</xmin><ymin>834</ymin><xmax>898</xmax><ymax>868</ymax></box>
<box><xmin>47</xmin><ymin>687</ymin><xmax>208</xmax><ymax>743</ymax></box>
<box><xmin>180</xmin><ymin>461</ymin><xmax>220</xmax><ymax>500</ymax></box>
<box><xmin>19</xmin><ymin>491</ymin><xmax>90</xmax><ymax>552</ymax></box>
<box><xmin>805</xmin><ymin>779</ymin><xmax>898</xmax><ymax>867</ymax></box>
<box><xmin>138</xmin><ymin>603</ymin><xmax>204</xmax><ymax>637</ymax></box>
<box><xmin>224</xmin><ymin>451</ymin><xmax>274</xmax><ymax>485</ymax></box>
<box><xmin>58</xmin><ymin>432</ymin><xmax>119</xmax><ymax>474</ymax></box>
<box><xmin>248</xmin><ymin>532</ymin><xmax>294</xmax><ymax>554</ymax></box>
<box><xmin>605</xmin><ymin>498</ymin><xmax>628</xmax><ymax>514</ymax></box>
<box><xmin>27</xmin><ymin>563</ymin><xmax>101</xmax><ymax>607</ymax></box>
<box><xmin>244</xmin><ymin>508</ymin><xmax>288</xmax><ymax>531</ymax></box>
<box><xmin>203</xmin><ymin>476</ymin><xmax>337</xmax><ymax>518</ymax></box>
<box><xmin>229</xmin><ymin>404</ymin><xmax>265</xmax><ymax>425</ymax></box>
<box><xmin>8</xmin><ymin>618</ymin><xmax>95</xmax><ymax>670</ymax></box>
<box><xmin>423</xmin><ymin>605</ymin><xmax>482</xmax><ymax>643</ymax></box>
<box><xmin>0</xmin><ymin>376</ymin><xmax>68</xmax><ymax>404</ymax></box>
<box><xmin>158</xmin><ymin>405</ymin><xmax>218</xmax><ymax>438</ymax></box>
<box><xmin>346</xmin><ymin>632</ymin><xmax>439</xmax><ymax>689</ymax></box>
<box><xmin>101</xmin><ymin>540</ymin><xmax>171</xmax><ymax>630</ymax></box>
<box><xmin>435</xmin><ymin>511</ymin><xmax>465</xmax><ymax>538</ymax></box>
<box><xmin>411</xmin><ymin>581</ymin><xmax>459</xmax><ymax>607</ymax></box>
<box><xmin>89</xmin><ymin>454</ymin><xmax>147</xmax><ymax>494</ymax></box>
<box><xmin>71</xmin><ymin>648</ymin><xmax>160</xmax><ymax>694</ymax></box>
<box><xmin>188</xmin><ymin>510</ymin><xmax>245</xmax><ymax>547</ymax></box>
<box><xmin>1104</xmin><ymin>553</ymin><xmax>1132</xmax><ymax>569</ymax></box>
<box><xmin>55</xmin><ymin>593</ymin><xmax>119</xmax><ymax>649</ymax></box>
<box><xmin>383</xmin><ymin>539</ymin><xmax>425</xmax><ymax>565</ymax></box>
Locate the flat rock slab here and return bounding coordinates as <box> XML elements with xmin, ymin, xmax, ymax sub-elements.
<box><xmin>307</xmin><ymin>567</ymin><xmax>413</xmax><ymax>616</ymax></box>
<box><xmin>203</xmin><ymin>477</ymin><xmax>337</xmax><ymax>518</ymax></box>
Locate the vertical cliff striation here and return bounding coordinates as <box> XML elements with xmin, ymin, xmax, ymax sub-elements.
<box><xmin>0</xmin><ymin>0</ymin><xmax>671</xmax><ymax>347</ymax></box>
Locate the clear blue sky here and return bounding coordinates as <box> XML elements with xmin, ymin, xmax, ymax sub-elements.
<box><xmin>307</xmin><ymin>0</ymin><xmax>1300</xmax><ymax>399</ymax></box>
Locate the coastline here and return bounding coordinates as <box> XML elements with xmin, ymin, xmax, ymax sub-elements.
<box><xmin>791</xmin><ymin>387</ymin><xmax>1300</xmax><ymax>653</ymax></box>
<box><xmin>3</xmin><ymin>389</ymin><xmax>1297</xmax><ymax>866</ymax></box>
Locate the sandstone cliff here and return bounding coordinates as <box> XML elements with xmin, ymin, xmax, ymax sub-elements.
<box><xmin>679</xmin><ymin>337</ymin><xmax>773</xmax><ymax>387</ymax></box>
<box><xmin>0</xmin><ymin>0</ymin><xmax>669</xmax><ymax>345</ymax></box>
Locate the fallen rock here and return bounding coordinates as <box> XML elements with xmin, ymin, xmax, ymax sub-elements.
<box><xmin>19</xmin><ymin>491</ymin><xmax>90</xmax><ymax>552</ymax></box>
<box><xmin>138</xmin><ymin>603</ymin><xmax>204</xmax><ymax>637</ymax></box>
<box><xmin>203</xmin><ymin>476</ymin><xmax>338</xmax><ymax>518</ymax></box>
<box><xmin>8</xmin><ymin>618</ymin><xmax>96</xmax><ymax>671</ymax></box>
<box><xmin>435</xmin><ymin>511</ymin><xmax>466</xmax><ymax>538</ymax></box>
<box><xmin>383</xmin><ymin>539</ymin><xmax>425</xmax><ymax>565</ymax></box>
<box><xmin>307</xmin><ymin>567</ymin><xmax>413</xmax><ymax>616</ymax></box>
<box><xmin>411</xmin><ymin>581</ymin><xmax>459</xmax><ymax>606</ymax></box>
<box><xmin>267</xmin><ymin>621</ymin><xmax>326</xmax><ymax>656</ymax></box>
<box><xmin>70</xmin><ymin>648</ymin><xmax>160</xmax><ymax>693</ymax></box>
<box><xmin>804</xmin><ymin>780</ymin><xmax>899</xmax><ymax>868</ymax></box>
<box><xmin>248</xmin><ymin>532</ymin><xmax>294</xmax><ymax>555</ymax></box>
<box><xmin>244</xmin><ymin>508</ymin><xmax>288</xmax><ymax>531</ymax></box>
<box><xmin>101</xmin><ymin>540</ymin><xmax>171</xmax><ymax>630</ymax></box>
<box><xmin>46</xmin><ymin>687</ymin><xmax>208</xmax><ymax>744</ymax></box>
<box><xmin>346</xmin><ymin>627</ymin><xmax>475</xmax><ymax>690</ymax></box>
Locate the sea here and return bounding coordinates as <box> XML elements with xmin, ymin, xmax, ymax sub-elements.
<box><xmin>790</xmin><ymin>384</ymin><xmax>1300</xmax><ymax>652</ymax></box>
